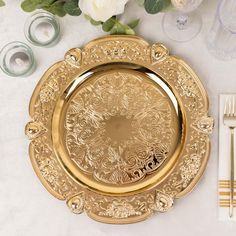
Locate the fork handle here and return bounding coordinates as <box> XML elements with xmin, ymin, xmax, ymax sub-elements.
<box><xmin>230</xmin><ymin>128</ymin><xmax>235</xmax><ymax>218</ymax></box>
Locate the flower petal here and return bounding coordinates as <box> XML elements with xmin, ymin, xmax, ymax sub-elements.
<box><xmin>79</xmin><ymin>0</ymin><xmax>129</xmax><ymax>22</ymax></box>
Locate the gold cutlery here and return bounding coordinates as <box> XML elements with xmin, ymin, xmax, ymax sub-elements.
<box><xmin>223</xmin><ymin>96</ymin><xmax>236</xmax><ymax>217</ymax></box>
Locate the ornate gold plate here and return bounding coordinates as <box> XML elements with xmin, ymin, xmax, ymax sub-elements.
<box><xmin>25</xmin><ymin>35</ymin><xmax>213</xmax><ymax>224</ymax></box>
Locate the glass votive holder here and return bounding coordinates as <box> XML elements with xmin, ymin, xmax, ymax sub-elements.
<box><xmin>24</xmin><ymin>11</ymin><xmax>60</xmax><ymax>47</ymax></box>
<box><xmin>0</xmin><ymin>41</ymin><xmax>35</xmax><ymax>77</ymax></box>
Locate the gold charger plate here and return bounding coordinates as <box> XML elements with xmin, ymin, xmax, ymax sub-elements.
<box><xmin>25</xmin><ymin>35</ymin><xmax>213</xmax><ymax>224</ymax></box>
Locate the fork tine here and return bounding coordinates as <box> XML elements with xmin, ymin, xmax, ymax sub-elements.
<box><xmin>229</xmin><ymin>96</ymin><xmax>233</xmax><ymax>116</ymax></box>
<box><xmin>229</xmin><ymin>97</ymin><xmax>232</xmax><ymax>116</ymax></box>
<box><xmin>233</xmin><ymin>96</ymin><xmax>236</xmax><ymax>116</ymax></box>
<box><xmin>232</xmin><ymin>97</ymin><xmax>234</xmax><ymax>116</ymax></box>
<box><xmin>224</xmin><ymin>97</ymin><xmax>229</xmax><ymax>115</ymax></box>
<box><xmin>230</xmin><ymin>96</ymin><xmax>235</xmax><ymax>116</ymax></box>
<box><xmin>225</xmin><ymin>96</ymin><xmax>231</xmax><ymax>115</ymax></box>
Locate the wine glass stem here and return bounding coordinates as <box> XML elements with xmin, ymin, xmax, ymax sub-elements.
<box><xmin>176</xmin><ymin>14</ymin><xmax>190</xmax><ymax>30</ymax></box>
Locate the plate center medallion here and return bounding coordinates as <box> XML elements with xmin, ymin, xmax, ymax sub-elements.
<box><xmin>63</xmin><ymin>69</ymin><xmax>180</xmax><ymax>187</ymax></box>
<box><xmin>105</xmin><ymin>115</ymin><xmax>133</xmax><ymax>143</ymax></box>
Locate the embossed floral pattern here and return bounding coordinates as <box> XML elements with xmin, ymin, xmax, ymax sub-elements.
<box><xmin>99</xmin><ymin>200</ymin><xmax>141</xmax><ymax>218</ymax></box>
<box><xmin>65</xmin><ymin>70</ymin><xmax>178</xmax><ymax>185</ymax></box>
<box><xmin>26</xmin><ymin>36</ymin><xmax>212</xmax><ymax>223</ymax></box>
<box><xmin>85</xmin><ymin>193</ymin><xmax>155</xmax><ymax>220</ymax></box>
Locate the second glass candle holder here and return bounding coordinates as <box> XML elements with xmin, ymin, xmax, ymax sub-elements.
<box><xmin>24</xmin><ymin>11</ymin><xmax>60</xmax><ymax>47</ymax></box>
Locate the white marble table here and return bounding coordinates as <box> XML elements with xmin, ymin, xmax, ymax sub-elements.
<box><xmin>0</xmin><ymin>1</ymin><xmax>236</xmax><ymax>236</ymax></box>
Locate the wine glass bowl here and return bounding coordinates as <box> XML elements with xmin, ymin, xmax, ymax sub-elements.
<box><xmin>162</xmin><ymin>0</ymin><xmax>203</xmax><ymax>42</ymax></box>
<box><xmin>206</xmin><ymin>0</ymin><xmax>236</xmax><ymax>60</ymax></box>
<box><xmin>171</xmin><ymin>0</ymin><xmax>203</xmax><ymax>12</ymax></box>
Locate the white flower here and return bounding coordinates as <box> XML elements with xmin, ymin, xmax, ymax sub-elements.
<box><xmin>79</xmin><ymin>0</ymin><xmax>129</xmax><ymax>22</ymax></box>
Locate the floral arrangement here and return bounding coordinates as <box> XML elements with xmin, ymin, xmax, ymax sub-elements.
<box><xmin>1</xmin><ymin>0</ymin><xmax>172</xmax><ymax>35</ymax></box>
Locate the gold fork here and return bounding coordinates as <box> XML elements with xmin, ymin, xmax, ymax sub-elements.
<box><xmin>224</xmin><ymin>96</ymin><xmax>236</xmax><ymax>218</ymax></box>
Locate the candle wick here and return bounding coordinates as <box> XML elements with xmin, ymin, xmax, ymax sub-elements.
<box><xmin>15</xmin><ymin>58</ymin><xmax>25</xmax><ymax>66</ymax></box>
<box><xmin>43</xmin><ymin>29</ymin><xmax>50</xmax><ymax>38</ymax></box>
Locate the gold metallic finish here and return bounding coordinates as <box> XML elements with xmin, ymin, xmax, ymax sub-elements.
<box><xmin>219</xmin><ymin>192</ymin><xmax>236</xmax><ymax>196</ymax></box>
<box><xmin>25</xmin><ymin>121</ymin><xmax>47</xmax><ymax>140</ymax></box>
<box><xmin>67</xmin><ymin>192</ymin><xmax>84</xmax><ymax>214</ymax></box>
<box><xmin>26</xmin><ymin>36</ymin><xmax>213</xmax><ymax>224</ymax></box>
<box><xmin>219</xmin><ymin>200</ymin><xmax>236</xmax><ymax>204</ymax></box>
<box><xmin>219</xmin><ymin>180</ymin><xmax>236</xmax><ymax>188</ymax></box>
<box><xmin>219</xmin><ymin>184</ymin><xmax>236</xmax><ymax>188</ymax></box>
<box><xmin>53</xmin><ymin>69</ymin><xmax>181</xmax><ymax>194</ymax></box>
<box><xmin>223</xmin><ymin>96</ymin><xmax>236</xmax><ymax>218</ymax></box>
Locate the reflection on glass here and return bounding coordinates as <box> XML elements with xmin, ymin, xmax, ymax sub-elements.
<box><xmin>207</xmin><ymin>0</ymin><xmax>236</xmax><ymax>60</ymax></box>
<box><xmin>162</xmin><ymin>0</ymin><xmax>203</xmax><ymax>42</ymax></box>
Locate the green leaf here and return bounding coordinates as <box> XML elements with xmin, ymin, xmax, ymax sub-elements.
<box><xmin>109</xmin><ymin>21</ymin><xmax>135</xmax><ymax>35</ymax></box>
<box><xmin>102</xmin><ymin>17</ymin><xmax>116</xmax><ymax>32</ymax></box>
<box><xmin>21</xmin><ymin>0</ymin><xmax>66</xmax><ymax>16</ymax></box>
<box><xmin>43</xmin><ymin>0</ymin><xmax>57</xmax><ymax>5</ymax></box>
<box><xmin>127</xmin><ymin>19</ymin><xmax>140</xmax><ymax>29</ymax></box>
<box><xmin>63</xmin><ymin>0</ymin><xmax>81</xmax><ymax>16</ymax></box>
<box><xmin>124</xmin><ymin>24</ymin><xmax>135</xmax><ymax>35</ymax></box>
<box><xmin>84</xmin><ymin>14</ymin><xmax>91</xmax><ymax>21</ymax></box>
<box><xmin>144</xmin><ymin>0</ymin><xmax>171</xmax><ymax>14</ymax></box>
<box><xmin>90</xmin><ymin>18</ymin><xmax>102</xmax><ymax>25</ymax></box>
<box><xmin>110</xmin><ymin>23</ymin><xmax>125</xmax><ymax>35</ymax></box>
<box><xmin>43</xmin><ymin>1</ymin><xmax>66</xmax><ymax>17</ymax></box>
<box><xmin>21</xmin><ymin>0</ymin><xmax>38</xmax><ymax>12</ymax></box>
<box><xmin>21</xmin><ymin>0</ymin><xmax>51</xmax><ymax>12</ymax></box>
<box><xmin>136</xmin><ymin>0</ymin><xmax>145</xmax><ymax>6</ymax></box>
<box><xmin>84</xmin><ymin>15</ymin><xmax>102</xmax><ymax>25</ymax></box>
<box><xmin>125</xmin><ymin>28</ymin><xmax>135</xmax><ymax>35</ymax></box>
<box><xmin>0</xmin><ymin>0</ymin><xmax>5</xmax><ymax>7</ymax></box>
<box><xmin>39</xmin><ymin>0</ymin><xmax>56</xmax><ymax>6</ymax></box>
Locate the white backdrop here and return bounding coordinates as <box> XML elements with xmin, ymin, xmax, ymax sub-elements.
<box><xmin>0</xmin><ymin>1</ymin><xmax>236</xmax><ymax>236</ymax></box>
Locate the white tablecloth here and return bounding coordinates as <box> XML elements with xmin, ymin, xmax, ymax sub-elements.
<box><xmin>0</xmin><ymin>1</ymin><xmax>236</xmax><ymax>236</ymax></box>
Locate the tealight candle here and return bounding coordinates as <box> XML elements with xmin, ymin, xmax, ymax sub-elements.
<box><xmin>34</xmin><ymin>22</ymin><xmax>56</xmax><ymax>43</ymax></box>
<box><xmin>0</xmin><ymin>42</ymin><xmax>35</xmax><ymax>77</ymax></box>
<box><xmin>24</xmin><ymin>11</ymin><xmax>60</xmax><ymax>47</ymax></box>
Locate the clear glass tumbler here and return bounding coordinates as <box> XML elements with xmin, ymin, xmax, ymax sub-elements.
<box><xmin>24</xmin><ymin>11</ymin><xmax>60</xmax><ymax>47</ymax></box>
<box><xmin>207</xmin><ymin>0</ymin><xmax>236</xmax><ymax>60</ymax></box>
<box><xmin>0</xmin><ymin>41</ymin><xmax>35</xmax><ymax>77</ymax></box>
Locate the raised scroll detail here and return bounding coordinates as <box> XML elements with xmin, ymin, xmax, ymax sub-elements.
<box><xmin>82</xmin><ymin>40</ymin><xmax>150</xmax><ymax>65</ymax></box>
<box><xmin>85</xmin><ymin>193</ymin><xmax>155</xmax><ymax>220</ymax></box>
<box><xmin>151</xmin><ymin>43</ymin><xmax>169</xmax><ymax>63</ymax></box>
<box><xmin>25</xmin><ymin>121</ymin><xmax>47</xmax><ymax>140</ymax></box>
<box><xmin>31</xmin><ymin>136</ymin><xmax>79</xmax><ymax>199</ymax></box>
<box><xmin>194</xmin><ymin>116</ymin><xmax>214</xmax><ymax>134</ymax></box>
<box><xmin>65</xmin><ymin>48</ymin><xmax>82</xmax><ymax>67</ymax></box>
<box><xmin>65</xmin><ymin>70</ymin><xmax>178</xmax><ymax>185</ymax></box>
<box><xmin>26</xmin><ymin>36</ymin><xmax>212</xmax><ymax>224</ymax></box>
<box><xmin>153</xmin><ymin>190</ymin><xmax>174</xmax><ymax>212</ymax></box>
<box><xmin>67</xmin><ymin>192</ymin><xmax>84</xmax><ymax>214</ymax></box>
